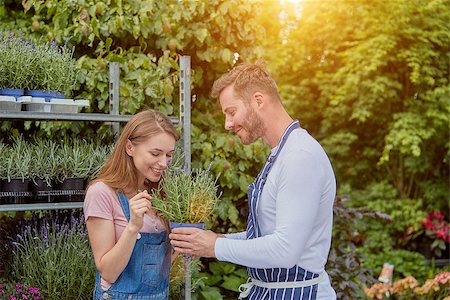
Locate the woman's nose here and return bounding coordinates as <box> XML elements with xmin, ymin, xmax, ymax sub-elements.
<box><xmin>158</xmin><ymin>156</ymin><xmax>168</xmax><ymax>168</ymax></box>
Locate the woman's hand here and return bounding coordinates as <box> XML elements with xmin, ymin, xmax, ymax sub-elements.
<box><xmin>128</xmin><ymin>190</ymin><xmax>153</xmax><ymax>233</ymax></box>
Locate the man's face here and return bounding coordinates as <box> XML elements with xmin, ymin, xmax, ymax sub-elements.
<box><xmin>219</xmin><ymin>85</ymin><xmax>265</xmax><ymax>145</ymax></box>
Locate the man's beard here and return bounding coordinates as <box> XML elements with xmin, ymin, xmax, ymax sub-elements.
<box><xmin>239</xmin><ymin>106</ymin><xmax>265</xmax><ymax>145</ymax></box>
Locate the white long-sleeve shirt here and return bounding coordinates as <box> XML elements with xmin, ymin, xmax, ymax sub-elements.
<box><xmin>215</xmin><ymin>127</ymin><xmax>336</xmax><ymax>299</ymax></box>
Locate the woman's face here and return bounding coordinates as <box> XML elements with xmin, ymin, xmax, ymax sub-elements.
<box><xmin>126</xmin><ymin>132</ymin><xmax>176</xmax><ymax>185</ymax></box>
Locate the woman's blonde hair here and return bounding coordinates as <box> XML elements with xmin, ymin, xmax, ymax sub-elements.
<box><xmin>92</xmin><ymin>109</ymin><xmax>179</xmax><ymax>193</ymax></box>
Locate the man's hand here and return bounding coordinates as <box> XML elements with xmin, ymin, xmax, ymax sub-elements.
<box><xmin>169</xmin><ymin>228</ymin><xmax>219</xmax><ymax>258</ymax></box>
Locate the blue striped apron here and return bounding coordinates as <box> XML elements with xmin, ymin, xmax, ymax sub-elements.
<box><xmin>241</xmin><ymin>120</ymin><xmax>321</xmax><ymax>300</ymax></box>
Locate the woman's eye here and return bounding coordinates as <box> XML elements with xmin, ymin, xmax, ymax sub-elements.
<box><xmin>151</xmin><ymin>152</ymin><xmax>159</xmax><ymax>157</ymax></box>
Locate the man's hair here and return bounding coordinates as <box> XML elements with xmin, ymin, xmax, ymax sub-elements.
<box><xmin>211</xmin><ymin>61</ymin><xmax>280</xmax><ymax>103</ymax></box>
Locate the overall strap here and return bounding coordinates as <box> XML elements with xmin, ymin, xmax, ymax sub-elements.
<box><xmin>117</xmin><ymin>192</ymin><xmax>131</xmax><ymax>222</ymax></box>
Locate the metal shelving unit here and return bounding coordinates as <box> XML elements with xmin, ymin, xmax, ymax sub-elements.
<box><xmin>0</xmin><ymin>56</ymin><xmax>191</xmax><ymax>212</ymax></box>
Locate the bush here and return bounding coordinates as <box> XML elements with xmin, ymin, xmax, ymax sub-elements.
<box><xmin>12</xmin><ymin>212</ymin><xmax>95</xmax><ymax>300</ymax></box>
<box><xmin>328</xmin><ymin>196</ymin><xmax>391</xmax><ymax>298</ymax></box>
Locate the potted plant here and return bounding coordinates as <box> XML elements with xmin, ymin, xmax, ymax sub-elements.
<box><xmin>55</xmin><ymin>140</ymin><xmax>93</xmax><ymax>191</ymax></box>
<box><xmin>151</xmin><ymin>163</ymin><xmax>221</xmax><ymax>230</ymax></box>
<box><xmin>0</xmin><ymin>30</ymin><xmax>79</xmax><ymax>101</ymax></box>
<box><xmin>25</xmin><ymin>39</ymin><xmax>79</xmax><ymax>100</ymax></box>
<box><xmin>3</xmin><ymin>136</ymin><xmax>32</xmax><ymax>194</ymax></box>
<box><xmin>0</xmin><ymin>31</ymin><xmax>32</xmax><ymax>98</ymax></box>
<box><xmin>29</xmin><ymin>138</ymin><xmax>57</xmax><ymax>192</ymax></box>
<box><xmin>0</xmin><ymin>141</ymin><xmax>7</xmax><ymax>192</ymax></box>
<box><xmin>86</xmin><ymin>142</ymin><xmax>113</xmax><ymax>182</ymax></box>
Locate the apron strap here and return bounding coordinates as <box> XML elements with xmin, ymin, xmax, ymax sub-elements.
<box><xmin>238</xmin><ymin>272</ymin><xmax>324</xmax><ymax>299</ymax></box>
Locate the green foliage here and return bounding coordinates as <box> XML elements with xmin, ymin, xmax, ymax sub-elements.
<box><xmin>29</xmin><ymin>137</ymin><xmax>58</xmax><ymax>186</ymax></box>
<box><xmin>0</xmin><ymin>30</ymin><xmax>79</xmax><ymax>94</ymax></box>
<box><xmin>348</xmin><ymin>181</ymin><xmax>427</xmax><ymax>251</ymax></box>
<box><xmin>328</xmin><ymin>197</ymin><xmax>391</xmax><ymax>299</ymax></box>
<box><xmin>193</xmin><ymin>261</ymin><xmax>248</xmax><ymax>300</ymax></box>
<box><xmin>2</xmin><ymin>0</ymin><xmax>449</xmax><ymax>297</ymax></box>
<box><xmin>12</xmin><ymin>213</ymin><xmax>95</xmax><ymax>300</ymax></box>
<box><xmin>0</xmin><ymin>137</ymin><xmax>112</xmax><ymax>184</ymax></box>
<box><xmin>169</xmin><ymin>256</ymin><xmax>202</xmax><ymax>300</ymax></box>
<box><xmin>0</xmin><ymin>0</ymin><xmax>264</xmax><ymax>138</ymax></box>
<box><xmin>264</xmin><ymin>0</ymin><xmax>449</xmax><ymax>209</ymax></box>
<box><xmin>362</xmin><ymin>249</ymin><xmax>431</xmax><ymax>284</ymax></box>
<box><xmin>0</xmin><ymin>31</ymin><xmax>32</xmax><ymax>89</ymax></box>
<box><xmin>190</xmin><ymin>119</ymin><xmax>269</xmax><ymax>232</ymax></box>
<box><xmin>3</xmin><ymin>136</ymin><xmax>32</xmax><ymax>181</ymax></box>
<box><xmin>151</xmin><ymin>166</ymin><xmax>220</xmax><ymax>224</ymax></box>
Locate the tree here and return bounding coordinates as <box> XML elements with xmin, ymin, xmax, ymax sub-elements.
<box><xmin>262</xmin><ymin>0</ymin><xmax>449</xmax><ymax>207</ymax></box>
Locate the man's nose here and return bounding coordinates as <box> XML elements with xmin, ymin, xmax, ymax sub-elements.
<box><xmin>224</xmin><ymin>118</ymin><xmax>233</xmax><ymax>131</ymax></box>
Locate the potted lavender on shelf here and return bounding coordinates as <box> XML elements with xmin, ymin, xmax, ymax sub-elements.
<box><xmin>0</xmin><ymin>30</ymin><xmax>79</xmax><ymax>101</ymax></box>
<box><xmin>25</xmin><ymin>38</ymin><xmax>79</xmax><ymax>100</ymax></box>
<box><xmin>0</xmin><ymin>31</ymin><xmax>31</xmax><ymax>98</ymax></box>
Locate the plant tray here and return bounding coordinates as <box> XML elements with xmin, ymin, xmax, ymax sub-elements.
<box><xmin>23</xmin><ymin>97</ymin><xmax>51</xmax><ymax>112</ymax></box>
<box><xmin>0</xmin><ymin>96</ymin><xmax>26</xmax><ymax>111</ymax></box>
<box><xmin>22</xmin><ymin>97</ymin><xmax>89</xmax><ymax>113</ymax></box>
<box><xmin>52</xmin><ymin>99</ymin><xmax>89</xmax><ymax>113</ymax></box>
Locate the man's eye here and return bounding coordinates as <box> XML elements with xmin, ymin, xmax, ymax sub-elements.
<box><xmin>151</xmin><ymin>152</ymin><xmax>159</xmax><ymax>156</ymax></box>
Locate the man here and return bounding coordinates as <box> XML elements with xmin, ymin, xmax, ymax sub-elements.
<box><xmin>169</xmin><ymin>62</ymin><xmax>337</xmax><ymax>299</ymax></box>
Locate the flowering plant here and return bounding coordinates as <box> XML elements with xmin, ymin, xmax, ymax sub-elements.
<box><xmin>0</xmin><ymin>30</ymin><xmax>79</xmax><ymax>96</ymax></box>
<box><xmin>0</xmin><ymin>31</ymin><xmax>32</xmax><ymax>90</ymax></box>
<box><xmin>12</xmin><ymin>212</ymin><xmax>95</xmax><ymax>299</ymax></box>
<box><xmin>364</xmin><ymin>272</ymin><xmax>450</xmax><ymax>300</ymax></box>
<box><xmin>420</xmin><ymin>211</ymin><xmax>450</xmax><ymax>257</ymax></box>
<box><xmin>0</xmin><ymin>282</ymin><xmax>44</xmax><ymax>300</ymax></box>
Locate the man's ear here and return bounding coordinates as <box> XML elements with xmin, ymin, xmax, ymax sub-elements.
<box><xmin>253</xmin><ymin>92</ymin><xmax>264</xmax><ymax>108</ymax></box>
<box><xmin>125</xmin><ymin>139</ymin><xmax>134</xmax><ymax>156</ymax></box>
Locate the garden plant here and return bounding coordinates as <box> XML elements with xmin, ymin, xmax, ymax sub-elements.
<box><xmin>0</xmin><ymin>0</ymin><xmax>448</xmax><ymax>298</ymax></box>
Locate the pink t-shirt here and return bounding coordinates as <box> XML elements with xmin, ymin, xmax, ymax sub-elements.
<box><xmin>84</xmin><ymin>181</ymin><xmax>166</xmax><ymax>239</ymax></box>
<box><xmin>83</xmin><ymin>181</ymin><xmax>166</xmax><ymax>290</ymax></box>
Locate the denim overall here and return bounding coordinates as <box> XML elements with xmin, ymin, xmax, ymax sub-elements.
<box><xmin>93</xmin><ymin>192</ymin><xmax>170</xmax><ymax>300</ymax></box>
<box><xmin>242</xmin><ymin>120</ymin><xmax>322</xmax><ymax>300</ymax></box>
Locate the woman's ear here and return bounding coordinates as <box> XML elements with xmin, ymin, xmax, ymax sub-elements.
<box><xmin>125</xmin><ymin>139</ymin><xmax>134</xmax><ymax>156</ymax></box>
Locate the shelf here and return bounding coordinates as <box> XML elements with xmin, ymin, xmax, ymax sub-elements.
<box><xmin>0</xmin><ymin>111</ymin><xmax>179</xmax><ymax>125</ymax></box>
<box><xmin>0</xmin><ymin>202</ymin><xmax>84</xmax><ymax>212</ymax></box>
<box><xmin>0</xmin><ymin>190</ymin><xmax>85</xmax><ymax>211</ymax></box>
<box><xmin>0</xmin><ymin>190</ymin><xmax>84</xmax><ymax>197</ymax></box>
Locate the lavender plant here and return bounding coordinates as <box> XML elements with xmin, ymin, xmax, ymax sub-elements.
<box><xmin>151</xmin><ymin>163</ymin><xmax>221</xmax><ymax>224</ymax></box>
<box><xmin>12</xmin><ymin>213</ymin><xmax>95</xmax><ymax>300</ymax></box>
<box><xmin>0</xmin><ymin>31</ymin><xmax>32</xmax><ymax>90</ymax></box>
<box><xmin>0</xmin><ymin>30</ymin><xmax>79</xmax><ymax>96</ymax></box>
<box><xmin>28</xmin><ymin>38</ymin><xmax>79</xmax><ymax>95</ymax></box>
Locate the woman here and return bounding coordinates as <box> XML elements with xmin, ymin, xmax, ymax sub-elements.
<box><xmin>83</xmin><ymin>109</ymin><xmax>178</xmax><ymax>299</ymax></box>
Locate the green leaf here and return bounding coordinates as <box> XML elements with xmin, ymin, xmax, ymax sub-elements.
<box><xmin>195</xmin><ymin>28</ymin><xmax>208</xmax><ymax>43</ymax></box>
<box><xmin>220</xmin><ymin>274</ymin><xmax>245</xmax><ymax>292</ymax></box>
